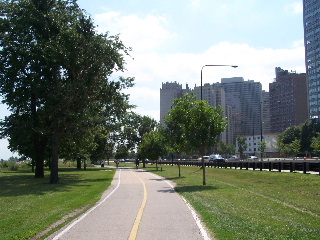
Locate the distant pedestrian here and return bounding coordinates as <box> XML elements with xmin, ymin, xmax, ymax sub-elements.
<box><xmin>135</xmin><ymin>159</ymin><xmax>140</xmax><ymax>169</ymax></box>
<box><xmin>115</xmin><ymin>159</ymin><xmax>119</xmax><ymax>168</ymax></box>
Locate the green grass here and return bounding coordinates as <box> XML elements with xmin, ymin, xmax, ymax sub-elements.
<box><xmin>1</xmin><ymin>163</ymin><xmax>319</xmax><ymax>240</ymax></box>
<box><xmin>0</xmin><ymin>167</ymin><xmax>115</xmax><ymax>240</ymax></box>
<box><xmin>149</xmin><ymin>165</ymin><xmax>320</xmax><ymax>240</ymax></box>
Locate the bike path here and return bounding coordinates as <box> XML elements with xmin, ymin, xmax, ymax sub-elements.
<box><xmin>47</xmin><ymin>168</ymin><xmax>211</xmax><ymax>240</ymax></box>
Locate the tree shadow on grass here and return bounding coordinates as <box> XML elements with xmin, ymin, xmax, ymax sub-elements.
<box><xmin>175</xmin><ymin>185</ymin><xmax>219</xmax><ymax>193</ymax></box>
<box><xmin>0</xmin><ymin>168</ymin><xmax>114</xmax><ymax>197</ymax></box>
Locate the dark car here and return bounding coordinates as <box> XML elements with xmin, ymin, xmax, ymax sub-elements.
<box><xmin>209</xmin><ymin>154</ymin><xmax>225</xmax><ymax>162</ymax></box>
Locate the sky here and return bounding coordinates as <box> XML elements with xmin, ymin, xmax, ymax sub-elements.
<box><xmin>0</xmin><ymin>0</ymin><xmax>305</xmax><ymax>159</ymax></box>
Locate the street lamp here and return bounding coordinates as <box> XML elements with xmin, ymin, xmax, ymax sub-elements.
<box><xmin>200</xmin><ymin>64</ymin><xmax>238</xmax><ymax>185</ymax></box>
<box><xmin>260</xmin><ymin>101</ymin><xmax>263</xmax><ymax>161</ymax></box>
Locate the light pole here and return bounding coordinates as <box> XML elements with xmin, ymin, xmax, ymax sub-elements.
<box><xmin>260</xmin><ymin>101</ymin><xmax>263</xmax><ymax>161</ymax></box>
<box><xmin>200</xmin><ymin>64</ymin><xmax>238</xmax><ymax>185</ymax></box>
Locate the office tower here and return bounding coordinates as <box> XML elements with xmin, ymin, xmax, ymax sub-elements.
<box><xmin>160</xmin><ymin>82</ymin><xmax>191</xmax><ymax>126</ymax></box>
<box><xmin>269</xmin><ymin>67</ymin><xmax>308</xmax><ymax>133</ymax></box>
<box><xmin>262</xmin><ymin>90</ymin><xmax>271</xmax><ymax>134</ymax></box>
<box><xmin>303</xmin><ymin>0</ymin><xmax>320</xmax><ymax>119</ymax></box>
<box><xmin>216</xmin><ymin>77</ymin><xmax>262</xmax><ymax>144</ymax></box>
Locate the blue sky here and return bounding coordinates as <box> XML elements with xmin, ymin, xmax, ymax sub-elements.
<box><xmin>0</xmin><ymin>0</ymin><xmax>305</xmax><ymax>159</ymax></box>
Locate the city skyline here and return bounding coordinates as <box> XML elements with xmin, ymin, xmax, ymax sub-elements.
<box><xmin>0</xmin><ymin>0</ymin><xmax>306</xmax><ymax>159</ymax></box>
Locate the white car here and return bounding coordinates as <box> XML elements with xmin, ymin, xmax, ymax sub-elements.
<box><xmin>248</xmin><ymin>156</ymin><xmax>258</xmax><ymax>160</ymax></box>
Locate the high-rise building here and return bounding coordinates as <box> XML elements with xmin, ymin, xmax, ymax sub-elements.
<box><xmin>160</xmin><ymin>78</ymin><xmax>264</xmax><ymax>145</ymax></box>
<box><xmin>216</xmin><ymin>77</ymin><xmax>262</xmax><ymax>144</ymax></box>
<box><xmin>160</xmin><ymin>82</ymin><xmax>191</xmax><ymax>126</ymax></box>
<box><xmin>269</xmin><ymin>67</ymin><xmax>308</xmax><ymax>133</ymax></box>
<box><xmin>303</xmin><ymin>0</ymin><xmax>320</xmax><ymax>119</ymax></box>
<box><xmin>262</xmin><ymin>90</ymin><xmax>271</xmax><ymax>134</ymax></box>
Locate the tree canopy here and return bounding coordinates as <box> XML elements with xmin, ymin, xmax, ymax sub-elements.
<box><xmin>164</xmin><ymin>93</ymin><xmax>227</xmax><ymax>184</ymax></box>
<box><xmin>0</xmin><ymin>0</ymin><xmax>134</xmax><ymax>183</ymax></box>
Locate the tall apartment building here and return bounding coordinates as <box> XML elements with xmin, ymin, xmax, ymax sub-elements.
<box><xmin>160</xmin><ymin>78</ymin><xmax>265</xmax><ymax>145</ymax></box>
<box><xmin>160</xmin><ymin>82</ymin><xmax>191</xmax><ymax>126</ymax></box>
<box><xmin>303</xmin><ymin>0</ymin><xmax>320</xmax><ymax>119</ymax></box>
<box><xmin>262</xmin><ymin>90</ymin><xmax>271</xmax><ymax>134</ymax></box>
<box><xmin>269</xmin><ymin>67</ymin><xmax>308</xmax><ymax>133</ymax></box>
<box><xmin>216</xmin><ymin>77</ymin><xmax>262</xmax><ymax>144</ymax></box>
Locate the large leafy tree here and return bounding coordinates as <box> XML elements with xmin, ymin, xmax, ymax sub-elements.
<box><xmin>165</xmin><ymin>93</ymin><xmax>227</xmax><ymax>185</ymax></box>
<box><xmin>0</xmin><ymin>0</ymin><xmax>133</xmax><ymax>183</ymax></box>
<box><xmin>119</xmin><ymin>112</ymin><xmax>158</xmax><ymax>151</ymax></box>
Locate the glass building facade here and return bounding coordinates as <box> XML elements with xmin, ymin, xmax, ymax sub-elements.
<box><xmin>304</xmin><ymin>0</ymin><xmax>320</xmax><ymax>119</ymax></box>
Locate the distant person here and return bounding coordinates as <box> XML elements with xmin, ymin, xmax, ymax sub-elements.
<box><xmin>115</xmin><ymin>159</ymin><xmax>119</xmax><ymax>168</ymax></box>
<box><xmin>135</xmin><ymin>158</ymin><xmax>140</xmax><ymax>169</ymax></box>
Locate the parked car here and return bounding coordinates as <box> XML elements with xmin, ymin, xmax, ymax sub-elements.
<box><xmin>203</xmin><ymin>156</ymin><xmax>210</xmax><ymax>162</ymax></box>
<box><xmin>209</xmin><ymin>154</ymin><xmax>225</xmax><ymax>162</ymax></box>
<box><xmin>248</xmin><ymin>156</ymin><xmax>258</xmax><ymax>160</ymax></box>
<box><xmin>228</xmin><ymin>155</ymin><xmax>239</xmax><ymax>161</ymax></box>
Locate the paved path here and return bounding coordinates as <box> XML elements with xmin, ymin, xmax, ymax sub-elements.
<box><xmin>47</xmin><ymin>168</ymin><xmax>211</xmax><ymax>240</ymax></box>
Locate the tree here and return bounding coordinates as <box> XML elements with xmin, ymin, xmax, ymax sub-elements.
<box><xmin>114</xmin><ymin>145</ymin><xmax>129</xmax><ymax>160</ymax></box>
<box><xmin>290</xmin><ymin>138</ymin><xmax>301</xmax><ymax>159</ymax></box>
<box><xmin>217</xmin><ymin>141</ymin><xmax>235</xmax><ymax>158</ymax></box>
<box><xmin>165</xmin><ymin>93</ymin><xmax>227</xmax><ymax>185</ymax></box>
<box><xmin>137</xmin><ymin>130</ymin><xmax>167</xmax><ymax>170</ymax></box>
<box><xmin>237</xmin><ymin>136</ymin><xmax>247</xmax><ymax>160</ymax></box>
<box><xmin>119</xmin><ymin>112</ymin><xmax>158</xmax><ymax>151</ymax></box>
<box><xmin>311</xmin><ymin>133</ymin><xmax>320</xmax><ymax>157</ymax></box>
<box><xmin>257</xmin><ymin>141</ymin><xmax>267</xmax><ymax>159</ymax></box>
<box><xmin>0</xmin><ymin>0</ymin><xmax>133</xmax><ymax>183</ymax></box>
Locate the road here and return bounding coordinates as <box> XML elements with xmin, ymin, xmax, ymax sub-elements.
<box><xmin>47</xmin><ymin>167</ymin><xmax>211</xmax><ymax>240</ymax></box>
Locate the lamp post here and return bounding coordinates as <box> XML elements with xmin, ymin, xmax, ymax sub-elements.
<box><xmin>200</xmin><ymin>64</ymin><xmax>238</xmax><ymax>185</ymax></box>
<box><xmin>260</xmin><ymin>101</ymin><xmax>263</xmax><ymax>161</ymax></box>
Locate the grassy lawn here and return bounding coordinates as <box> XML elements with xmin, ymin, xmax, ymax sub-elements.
<box><xmin>0</xmin><ymin>166</ymin><xmax>115</xmax><ymax>240</ymax></box>
<box><xmin>149</xmin><ymin>164</ymin><xmax>320</xmax><ymax>240</ymax></box>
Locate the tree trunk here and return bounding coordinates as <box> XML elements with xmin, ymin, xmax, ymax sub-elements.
<box><xmin>50</xmin><ymin>119</ymin><xmax>60</xmax><ymax>184</ymax></box>
<box><xmin>77</xmin><ymin>158</ymin><xmax>81</xmax><ymax>169</ymax></box>
<box><xmin>31</xmin><ymin>92</ymin><xmax>45</xmax><ymax>178</ymax></box>
<box><xmin>34</xmin><ymin>156</ymin><xmax>44</xmax><ymax>178</ymax></box>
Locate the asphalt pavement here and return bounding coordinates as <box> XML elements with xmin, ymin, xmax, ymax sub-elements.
<box><xmin>46</xmin><ymin>167</ymin><xmax>211</xmax><ymax>240</ymax></box>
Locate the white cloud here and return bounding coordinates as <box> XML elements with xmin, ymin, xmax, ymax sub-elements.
<box><xmin>95</xmin><ymin>12</ymin><xmax>175</xmax><ymax>53</ymax></box>
<box><xmin>124</xmin><ymin>41</ymin><xmax>305</xmax><ymax>123</ymax></box>
<box><xmin>285</xmin><ymin>2</ymin><xmax>303</xmax><ymax>14</ymax></box>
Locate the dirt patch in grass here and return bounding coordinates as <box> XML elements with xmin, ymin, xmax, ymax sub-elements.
<box><xmin>30</xmin><ymin>204</ymin><xmax>90</xmax><ymax>240</ymax></box>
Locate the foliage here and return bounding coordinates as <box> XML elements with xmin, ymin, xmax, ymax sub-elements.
<box><xmin>0</xmin><ymin>0</ymin><xmax>133</xmax><ymax>183</ymax></box>
<box><xmin>116</xmin><ymin>112</ymin><xmax>159</xmax><ymax>152</ymax></box>
<box><xmin>114</xmin><ymin>145</ymin><xmax>129</xmax><ymax>160</ymax></box>
<box><xmin>216</xmin><ymin>141</ymin><xmax>235</xmax><ymax>157</ymax></box>
<box><xmin>277</xmin><ymin>119</ymin><xmax>320</xmax><ymax>156</ymax></box>
<box><xmin>290</xmin><ymin>138</ymin><xmax>301</xmax><ymax>158</ymax></box>
<box><xmin>137</xmin><ymin>130</ymin><xmax>168</xmax><ymax>161</ymax></box>
<box><xmin>164</xmin><ymin>93</ymin><xmax>227</xmax><ymax>156</ymax></box>
<box><xmin>237</xmin><ymin>136</ymin><xmax>247</xmax><ymax>159</ymax></box>
<box><xmin>257</xmin><ymin>141</ymin><xmax>267</xmax><ymax>158</ymax></box>
<box><xmin>311</xmin><ymin>133</ymin><xmax>320</xmax><ymax>156</ymax></box>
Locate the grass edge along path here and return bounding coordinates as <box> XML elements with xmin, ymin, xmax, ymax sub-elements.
<box><xmin>150</xmin><ymin>165</ymin><xmax>320</xmax><ymax>240</ymax></box>
<box><xmin>0</xmin><ymin>167</ymin><xmax>115</xmax><ymax>240</ymax></box>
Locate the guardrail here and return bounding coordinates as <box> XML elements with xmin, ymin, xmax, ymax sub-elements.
<box><xmin>156</xmin><ymin>160</ymin><xmax>320</xmax><ymax>175</ymax></box>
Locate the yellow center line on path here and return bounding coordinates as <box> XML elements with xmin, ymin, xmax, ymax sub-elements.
<box><xmin>129</xmin><ymin>170</ymin><xmax>148</xmax><ymax>240</ymax></box>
